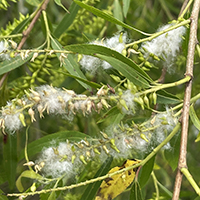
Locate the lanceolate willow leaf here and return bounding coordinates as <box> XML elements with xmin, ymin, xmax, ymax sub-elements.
<box><xmin>53</xmin><ymin>2</ymin><xmax>79</xmax><ymax>38</ymax></box>
<box><xmin>138</xmin><ymin>155</ymin><xmax>155</xmax><ymax>188</ymax></box>
<box><xmin>63</xmin><ymin>44</ymin><xmax>152</xmax><ymax>84</ymax></box>
<box><xmin>0</xmin><ymin>44</ymin><xmax>44</xmax><ymax>75</ymax></box>
<box><xmin>0</xmin><ymin>54</ymin><xmax>33</xmax><ymax>75</ymax></box>
<box><xmin>74</xmin><ymin>0</ymin><xmax>151</xmax><ymax>36</ymax></box>
<box><xmin>96</xmin><ymin>54</ymin><xmax>149</xmax><ymax>88</ymax></box>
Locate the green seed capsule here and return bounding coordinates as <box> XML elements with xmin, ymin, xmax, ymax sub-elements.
<box><xmin>133</xmin><ymin>44</ymin><xmax>138</xmax><ymax>50</ymax></box>
<box><xmin>30</xmin><ymin>183</ymin><xmax>36</xmax><ymax>192</ymax></box>
<box><xmin>143</xmin><ymin>95</ymin><xmax>150</xmax><ymax>108</ymax></box>
<box><xmin>79</xmin><ymin>155</ymin><xmax>87</xmax><ymax>165</ymax></box>
<box><xmin>71</xmin><ymin>155</ymin><xmax>76</xmax><ymax>164</ymax></box>
<box><xmin>110</xmin><ymin>74</ymin><xmax>121</xmax><ymax>82</ymax></box>
<box><xmin>152</xmin><ymin>92</ymin><xmax>157</xmax><ymax>105</ymax></box>
<box><xmin>144</xmin><ymin>61</ymin><xmax>152</xmax><ymax>68</ymax></box>
<box><xmin>140</xmin><ymin>134</ymin><xmax>149</xmax><ymax>142</ymax></box>
<box><xmin>119</xmin><ymin>99</ymin><xmax>128</xmax><ymax>110</ymax></box>
<box><xmin>110</xmin><ymin>139</ymin><xmax>120</xmax><ymax>153</ymax></box>
<box><xmin>94</xmin><ymin>148</ymin><xmax>101</xmax><ymax>155</ymax></box>
<box><xmin>19</xmin><ymin>113</ymin><xmax>26</xmax><ymax>127</ymax></box>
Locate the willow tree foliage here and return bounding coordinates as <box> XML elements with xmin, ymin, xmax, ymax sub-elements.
<box><xmin>0</xmin><ymin>0</ymin><xmax>200</xmax><ymax>200</ymax></box>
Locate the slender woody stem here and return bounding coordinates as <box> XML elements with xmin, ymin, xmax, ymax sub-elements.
<box><xmin>0</xmin><ymin>0</ymin><xmax>50</xmax><ymax>89</ymax></box>
<box><xmin>172</xmin><ymin>0</ymin><xmax>200</xmax><ymax>199</ymax></box>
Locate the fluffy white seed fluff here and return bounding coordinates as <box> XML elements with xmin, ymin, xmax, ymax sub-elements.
<box><xmin>79</xmin><ymin>33</ymin><xmax>127</xmax><ymax>73</ymax></box>
<box><xmin>3</xmin><ymin>112</ymin><xmax>22</xmax><ymax>134</ymax></box>
<box><xmin>36</xmin><ymin>142</ymin><xmax>75</xmax><ymax>178</ymax></box>
<box><xmin>141</xmin><ymin>24</ymin><xmax>186</xmax><ymax>72</ymax></box>
<box><xmin>0</xmin><ymin>41</ymin><xmax>10</xmax><ymax>60</ymax></box>
<box><xmin>121</xmin><ymin>90</ymin><xmax>136</xmax><ymax>115</ymax></box>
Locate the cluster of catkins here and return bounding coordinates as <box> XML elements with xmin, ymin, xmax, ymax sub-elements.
<box><xmin>0</xmin><ymin>84</ymin><xmax>139</xmax><ymax>134</ymax></box>
<box><xmin>0</xmin><ymin>23</ymin><xmax>185</xmax><ymax>180</ymax></box>
<box><xmin>33</xmin><ymin>108</ymin><xmax>177</xmax><ymax>178</ymax></box>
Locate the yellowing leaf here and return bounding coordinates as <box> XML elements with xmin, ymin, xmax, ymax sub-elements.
<box><xmin>95</xmin><ymin>159</ymin><xmax>141</xmax><ymax>200</ymax></box>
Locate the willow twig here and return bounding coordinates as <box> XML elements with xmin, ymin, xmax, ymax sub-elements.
<box><xmin>0</xmin><ymin>0</ymin><xmax>50</xmax><ymax>89</ymax></box>
<box><xmin>172</xmin><ymin>0</ymin><xmax>200</xmax><ymax>199</ymax></box>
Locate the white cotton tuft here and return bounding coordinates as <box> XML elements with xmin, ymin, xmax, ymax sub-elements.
<box><xmin>3</xmin><ymin>112</ymin><xmax>22</xmax><ymax>134</ymax></box>
<box><xmin>36</xmin><ymin>142</ymin><xmax>75</xmax><ymax>178</ymax></box>
<box><xmin>141</xmin><ymin>24</ymin><xmax>186</xmax><ymax>73</ymax></box>
<box><xmin>0</xmin><ymin>41</ymin><xmax>10</xmax><ymax>61</ymax></box>
<box><xmin>35</xmin><ymin>85</ymin><xmax>73</xmax><ymax>115</ymax></box>
<box><xmin>121</xmin><ymin>90</ymin><xmax>136</xmax><ymax>115</ymax></box>
<box><xmin>79</xmin><ymin>33</ymin><xmax>127</xmax><ymax>73</ymax></box>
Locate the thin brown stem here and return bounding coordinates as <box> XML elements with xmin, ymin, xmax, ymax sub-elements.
<box><xmin>17</xmin><ymin>0</ymin><xmax>50</xmax><ymax>50</ymax></box>
<box><xmin>0</xmin><ymin>0</ymin><xmax>50</xmax><ymax>88</ymax></box>
<box><xmin>172</xmin><ymin>0</ymin><xmax>200</xmax><ymax>199</ymax></box>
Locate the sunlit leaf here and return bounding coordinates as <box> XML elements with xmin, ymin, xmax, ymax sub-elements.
<box><xmin>80</xmin><ymin>157</ymin><xmax>113</xmax><ymax>200</ymax></box>
<box><xmin>95</xmin><ymin>159</ymin><xmax>141</xmax><ymax>200</ymax></box>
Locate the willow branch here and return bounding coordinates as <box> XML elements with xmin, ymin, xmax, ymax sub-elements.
<box><xmin>172</xmin><ymin>0</ymin><xmax>200</xmax><ymax>199</ymax></box>
<box><xmin>0</xmin><ymin>0</ymin><xmax>50</xmax><ymax>89</ymax></box>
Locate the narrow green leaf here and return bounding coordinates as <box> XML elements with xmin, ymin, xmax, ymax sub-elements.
<box><xmin>51</xmin><ymin>38</ymin><xmax>91</xmax><ymax>91</ymax></box>
<box><xmin>74</xmin><ymin>0</ymin><xmax>151</xmax><ymax>36</ymax></box>
<box><xmin>47</xmin><ymin>191</ymin><xmax>56</xmax><ymax>200</ymax></box>
<box><xmin>122</xmin><ymin>0</ymin><xmax>130</xmax><ymax>18</ymax></box>
<box><xmin>54</xmin><ymin>2</ymin><xmax>79</xmax><ymax>38</ymax></box>
<box><xmin>157</xmin><ymin>181</ymin><xmax>175</xmax><ymax>199</ymax></box>
<box><xmin>80</xmin><ymin>156</ymin><xmax>113</xmax><ymax>200</ymax></box>
<box><xmin>130</xmin><ymin>181</ymin><xmax>143</xmax><ymax>200</ymax></box>
<box><xmin>16</xmin><ymin>170</ymin><xmax>44</xmax><ymax>192</ymax></box>
<box><xmin>189</xmin><ymin>104</ymin><xmax>200</xmax><ymax>142</ymax></box>
<box><xmin>0</xmin><ymin>54</ymin><xmax>33</xmax><ymax>75</ymax></box>
<box><xmin>164</xmin><ymin>133</ymin><xmax>180</xmax><ymax>171</ymax></box>
<box><xmin>54</xmin><ymin>0</ymin><xmax>69</xmax><ymax>13</ymax></box>
<box><xmin>11</xmin><ymin>16</ymin><xmax>30</xmax><ymax>34</ymax></box>
<box><xmin>113</xmin><ymin>0</ymin><xmax>123</xmax><ymax>31</ymax></box>
<box><xmin>157</xmin><ymin>90</ymin><xmax>181</xmax><ymax>104</ymax></box>
<box><xmin>189</xmin><ymin>104</ymin><xmax>200</xmax><ymax>131</ymax></box>
<box><xmin>19</xmin><ymin>131</ymin><xmax>91</xmax><ymax>160</ymax></box>
<box><xmin>96</xmin><ymin>54</ymin><xmax>149</xmax><ymax>88</ymax></box>
<box><xmin>0</xmin><ymin>189</ymin><xmax>8</xmax><ymax>200</ymax></box>
<box><xmin>138</xmin><ymin>155</ymin><xmax>155</xmax><ymax>188</ymax></box>
<box><xmin>64</xmin><ymin>44</ymin><xmax>152</xmax><ymax>82</ymax></box>
<box><xmin>3</xmin><ymin>135</ymin><xmax>17</xmax><ymax>190</ymax></box>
